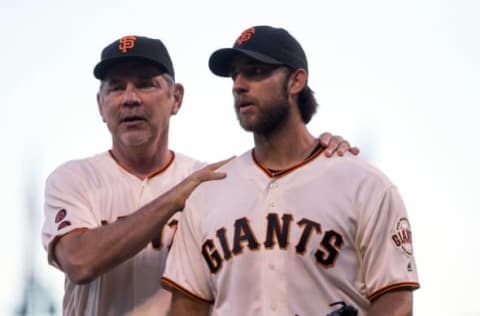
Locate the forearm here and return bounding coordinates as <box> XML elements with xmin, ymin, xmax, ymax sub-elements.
<box><xmin>56</xmin><ymin>187</ymin><xmax>182</xmax><ymax>283</ymax></box>
<box><xmin>168</xmin><ymin>289</ymin><xmax>210</xmax><ymax>316</ymax></box>
<box><xmin>368</xmin><ymin>290</ymin><xmax>413</xmax><ymax>316</ymax></box>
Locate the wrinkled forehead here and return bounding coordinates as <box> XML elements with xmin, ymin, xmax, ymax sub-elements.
<box><xmin>102</xmin><ymin>61</ymin><xmax>165</xmax><ymax>82</ymax></box>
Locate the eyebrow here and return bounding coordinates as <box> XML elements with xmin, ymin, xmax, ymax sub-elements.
<box><xmin>103</xmin><ymin>78</ymin><xmax>122</xmax><ymax>86</ymax></box>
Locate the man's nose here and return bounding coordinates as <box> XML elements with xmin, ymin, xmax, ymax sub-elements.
<box><xmin>122</xmin><ymin>83</ymin><xmax>141</xmax><ymax>106</ymax></box>
<box><xmin>232</xmin><ymin>73</ymin><xmax>248</xmax><ymax>94</ymax></box>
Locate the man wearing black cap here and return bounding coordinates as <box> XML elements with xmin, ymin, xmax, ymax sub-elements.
<box><xmin>41</xmin><ymin>35</ymin><xmax>233</xmax><ymax>316</ymax></box>
<box><xmin>41</xmin><ymin>35</ymin><xmax>356</xmax><ymax>315</ymax></box>
<box><xmin>162</xmin><ymin>26</ymin><xmax>419</xmax><ymax>315</ymax></box>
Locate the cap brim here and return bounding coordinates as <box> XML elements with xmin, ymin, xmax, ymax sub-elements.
<box><xmin>208</xmin><ymin>48</ymin><xmax>283</xmax><ymax>77</ymax></box>
<box><xmin>93</xmin><ymin>56</ymin><xmax>168</xmax><ymax>80</ymax></box>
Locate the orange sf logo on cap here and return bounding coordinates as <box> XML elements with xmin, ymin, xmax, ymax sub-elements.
<box><xmin>118</xmin><ymin>35</ymin><xmax>137</xmax><ymax>53</ymax></box>
<box><xmin>236</xmin><ymin>27</ymin><xmax>256</xmax><ymax>46</ymax></box>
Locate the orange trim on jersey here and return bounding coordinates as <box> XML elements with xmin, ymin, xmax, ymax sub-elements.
<box><xmin>368</xmin><ymin>281</ymin><xmax>420</xmax><ymax>302</ymax></box>
<box><xmin>108</xmin><ymin>150</ymin><xmax>176</xmax><ymax>179</ymax></box>
<box><xmin>252</xmin><ymin>144</ymin><xmax>325</xmax><ymax>178</ymax></box>
<box><xmin>160</xmin><ymin>277</ymin><xmax>214</xmax><ymax>304</ymax></box>
<box><xmin>147</xmin><ymin>151</ymin><xmax>175</xmax><ymax>178</ymax></box>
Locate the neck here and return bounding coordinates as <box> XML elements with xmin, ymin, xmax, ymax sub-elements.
<box><xmin>253</xmin><ymin>119</ymin><xmax>317</xmax><ymax>171</ymax></box>
<box><xmin>110</xmin><ymin>142</ymin><xmax>171</xmax><ymax>179</ymax></box>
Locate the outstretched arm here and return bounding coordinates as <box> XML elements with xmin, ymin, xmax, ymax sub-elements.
<box><xmin>53</xmin><ymin>158</ymin><xmax>232</xmax><ymax>284</ymax></box>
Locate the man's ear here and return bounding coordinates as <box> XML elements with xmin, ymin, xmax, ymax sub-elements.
<box><xmin>171</xmin><ymin>83</ymin><xmax>184</xmax><ymax>115</ymax></box>
<box><xmin>288</xmin><ymin>68</ymin><xmax>307</xmax><ymax>95</ymax></box>
<box><xmin>97</xmin><ymin>92</ymin><xmax>106</xmax><ymax>122</ymax></box>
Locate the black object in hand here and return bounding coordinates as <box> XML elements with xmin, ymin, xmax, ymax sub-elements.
<box><xmin>326</xmin><ymin>301</ymin><xmax>358</xmax><ymax>316</ymax></box>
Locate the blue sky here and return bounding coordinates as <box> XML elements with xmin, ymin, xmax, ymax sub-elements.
<box><xmin>1</xmin><ymin>0</ymin><xmax>479</xmax><ymax>314</ymax></box>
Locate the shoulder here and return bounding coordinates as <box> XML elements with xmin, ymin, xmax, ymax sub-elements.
<box><xmin>172</xmin><ymin>151</ymin><xmax>205</xmax><ymax>170</ymax></box>
<box><xmin>190</xmin><ymin>150</ymin><xmax>253</xmax><ymax>194</ymax></box>
<box><xmin>218</xmin><ymin>150</ymin><xmax>253</xmax><ymax>172</ymax></box>
<box><xmin>316</xmin><ymin>154</ymin><xmax>395</xmax><ymax>189</ymax></box>
<box><xmin>46</xmin><ymin>152</ymin><xmax>111</xmax><ymax>187</ymax></box>
<box><xmin>198</xmin><ymin>151</ymin><xmax>253</xmax><ymax>183</ymax></box>
<box><xmin>152</xmin><ymin>151</ymin><xmax>206</xmax><ymax>183</ymax></box>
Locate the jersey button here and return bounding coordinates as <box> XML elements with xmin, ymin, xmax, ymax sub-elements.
<box><xmin>268</xmin><ymin>263</ymin><xmax>275</xmax><ymax>270</ymax></box>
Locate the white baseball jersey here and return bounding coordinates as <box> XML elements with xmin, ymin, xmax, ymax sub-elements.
<box><xmin>162</xmin><ymin>150</ymin><xmax>420</xmax><ymax>316</ymax></box>
<box><xmin>42</xmin><ymin>150</ymin><xmax>205</xmax><ymax>316</ymax></box>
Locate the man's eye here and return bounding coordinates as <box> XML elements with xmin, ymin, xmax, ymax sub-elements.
<box><xmin>246</xmin><ymin>66</ymin><xmax>266</xmax><ymax>77</ymax></box>
<box><xmin>230</xmin><ymin>65</ymin><xmax>277</xmax><ymax>80</ymax></box>
<box><xmin>137</xmin><ymin>80</ymin><xmax>156</xmax><ymax>89</ymax></box>
<box><xmin>108</xmin><ymin>85</ymin><xmax>124</xmax><ymax>92</ymax></box>
<box><xmin>243</xmin><ymin>66</ymin><xmax>276</xmax><ymax>79</ymax></box>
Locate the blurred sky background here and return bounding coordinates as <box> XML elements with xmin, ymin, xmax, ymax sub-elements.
<box><xmin>1</xmin><ymin>0</ymin><xmax>479</xmax><ymax>315</ymax></box>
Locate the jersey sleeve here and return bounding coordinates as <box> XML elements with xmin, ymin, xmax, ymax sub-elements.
<box><xmin>357</xmin><ymin>184</ymin><xmax>420</xmax><ymax>301</ymax></box>
<box><xmin>41</xmin><ymin>163</ymin><xmax>100</xmax><ymax>269</ymax></box>
<box><xmin>161</xmin><ymin>193</ymin><xmax>214</xmax><ymax>303</ymax></box>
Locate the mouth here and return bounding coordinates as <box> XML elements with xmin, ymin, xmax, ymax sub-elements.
<box><xmin>235</xmin><ymin>100</ymin><xmax>255</xmax><ymax>113</ymax></box>
<box><xmin>120</xmin><ymin>115</ymin><xmax>147</xmax><ymax>125</ymax></box>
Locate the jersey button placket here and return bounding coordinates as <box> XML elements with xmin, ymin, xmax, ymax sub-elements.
<box><xmin>264</xmin><ymin>179</ymin><xmax>280</xmax><ymax>314</ymax></box>
<box><xmin>138</xmin><ymin>179</ymin><xmax>154</xmax><ymax>207</ymax></box>
<box><xmin>265</xmin><ymin>179</ymin><xmax>288</xmax><ymax>314</ymax></box>
<box><xmin>266</xmin><ymin>179</ymin><xmax>278</xmax><ymax>209</ymax></box>
<box><xmin>135</xmin><ymin>179</ymin><xmax>153</xmax><ymax>306</ymax></box>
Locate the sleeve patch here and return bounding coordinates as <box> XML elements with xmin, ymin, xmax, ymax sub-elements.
<box><xmin>54</xmin><ymin>209</ymin><xmax>67</xmax><ymax>223</ymax></box>
<box><xmin>391</xmin><ymin>217</ymin><xmax>413</xmax><ymax>256</ymax></box>
<box><xmin>57</xmin><ymin>220</ymin><xmax>72</xmax><ymax>231</ymax></box>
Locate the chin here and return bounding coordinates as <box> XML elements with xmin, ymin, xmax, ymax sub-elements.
<box><xmin>237</xmin><ymin>117</ymin><xmax>255</xmax><ymax>132</ymax></box>
<box><xmin>120</xmin><ymin>132</ymin><xmax>151</xmax><ymax>147</ymax></box>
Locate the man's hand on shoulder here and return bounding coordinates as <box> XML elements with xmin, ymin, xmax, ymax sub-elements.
<box><xmin>319</xmin><ymin>132</ymin><xmax>360</xmax><ymax>157</ymax></box>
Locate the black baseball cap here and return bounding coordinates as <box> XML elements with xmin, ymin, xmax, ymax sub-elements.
<box><xmin>93</xmin><ymin>35</ymin><xmax>175</xmax><ymax>80</ymax></box>
<box><xmin>209</xmin><ymin>25</ymin><xmax>308</xmax><ymax>77</ymax></box>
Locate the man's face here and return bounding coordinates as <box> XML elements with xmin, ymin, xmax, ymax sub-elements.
<box><xmin>230</xmin><ymin>56</ymin><xmax>291</xmax><ymax>135</ymax></box>
<box><xmin>97</xmin><ymin>61</ymin><xmax>182</xmax><ymax>149</ymax></box>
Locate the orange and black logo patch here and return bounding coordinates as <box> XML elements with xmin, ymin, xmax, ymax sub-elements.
<box><xmin>236</xmin><ymin>27</ymin><xmax>256</xmax><ymax>46</ymax></box>
<box><xmin>55</xmin><ymin>209</ymin><xmax>67</xmax><ymax>223</ymax></box>
<box><xmin>57</xmin><ymin>220</ymin><xmax>71</xmax><ymax>231</ymax></box>
<box><xmin>118</xmin><ymin>35</ymin><xmax>137</xmax><ymax>53</ymax></box>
